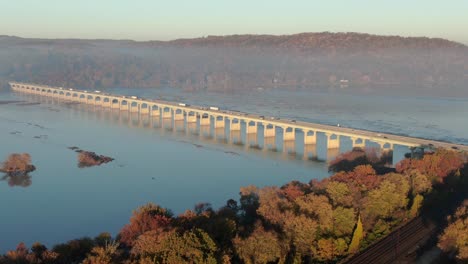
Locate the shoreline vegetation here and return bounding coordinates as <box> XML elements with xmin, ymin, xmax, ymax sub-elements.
<box><xmin>0</xmin><ymin>153</ymin><xmax>35</xmax><ymax>188</ymax></box>
<box><xmin>0</xmin><ymin>147</ymin><xmax>467</xmax><ymax>263</ymax></box>
<box><xmin>68</xmin><ymin>147</ymin><xmax>114</xmax><ymax>168</ymax></box>
<box><xmin>0</xmin><ymin>153</ymin><xmax>35</xmax><ymax>175</ymax></box>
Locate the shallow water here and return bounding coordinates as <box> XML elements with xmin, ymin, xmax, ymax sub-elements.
<box><xmin>0</xmin><ymin>87</ymin><xmax>466</xmax><ymax>252</ymax></box>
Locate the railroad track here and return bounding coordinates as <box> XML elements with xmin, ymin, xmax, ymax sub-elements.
<box><xmin>344</xmin><ymin>217</ymin><xmax>437</xmax><ymax>264</ymax></box>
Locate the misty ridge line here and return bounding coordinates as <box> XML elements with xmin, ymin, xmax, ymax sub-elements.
<box><xmin>0</xmin><ymin>32</ymin><xmax>467</xmax><ymax>97</ymax></box>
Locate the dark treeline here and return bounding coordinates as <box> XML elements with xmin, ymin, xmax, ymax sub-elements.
<box><xmin>1</xmin><ymin>32</ymin><xmax>467</xmax><ymax>97</ymax></box>
<box><xmin>1</xmin><ymin>148</ymin><xmax>467</xmax><ymax>264</ymax></box>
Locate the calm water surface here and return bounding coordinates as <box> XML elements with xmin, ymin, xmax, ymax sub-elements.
<box><xmin>1</xmin><ymin>88</ymin><xmax>467</xmax><ymax>252</ymax></box>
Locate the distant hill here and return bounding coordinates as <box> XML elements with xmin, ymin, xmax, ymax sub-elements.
<box><xmin>1</xmin><ymin>32</ymin><xmax>467</xmax><ymax>97</ymax></box>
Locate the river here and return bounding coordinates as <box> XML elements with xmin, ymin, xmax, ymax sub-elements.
<box><xmin>1</xmin><ymin>87</ymin><xmax>467</xmax><ymax>252</ymax></box>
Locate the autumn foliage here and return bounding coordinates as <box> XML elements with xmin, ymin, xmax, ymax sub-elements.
<box><xmin>438</xmin><ymin>200</ymin><xmax>468</xmax><ymax>262</ymax></box>
<box><xmin>1</xmin><ymin>148</ymin><xmax>467</xmax><ymax>263</ymax></box>
<box><xmin>1</xmin><ymin>153</ymin><xmax>35</xmax><ymax>174</ymax></box>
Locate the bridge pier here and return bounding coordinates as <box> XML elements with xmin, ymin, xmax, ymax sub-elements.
<box><xmin>162</xmin><ymin>110</ymin><xmax>172</xmax><ymax>119</ymax></box>
<box><xmin>283</xmin><ymin>127</ymin><xmax>295</xmax><ymax>141</ymax></box>
<box><xmin>200</xmin><ymin>115</ymin><xmax>210</xmax><ymax>126</ymax></box>
<box><xmin>214</xmin><ymin>117</ymin><xmax>225</xmax><ymax>128</ymax></box>
<box><xmin>304</xmin><ymin>130</ymin><xmax>317</xmax><ymax>145</ymax></box>
<box><xmin>102</xmin><ymin>101</ymin><xmax>111</xmax><ymax>108</ymax></box>
<box><xmin>230</xmin><ymin>120</ymin><xmax>241</xmax><ymax>131</ymax></box>
<box><xmin>141</xmin><ymin>107</ymin><xmax>149</xmax><ymax>114</ymax></box>
<box><xmin>175</xmin><ymin>120</ymin><xmax>185</xmax><ymax>131</ymax></box>
<box><xmin>187</xmin><ymin>114</ymin><xmax>197</xmax><ymax>123</ymax></box>
<box><xmin>151</xmin><ymin>107</ymin><xmax>160</xmax><ymax>116</ymax></box>
<box><xmin>379</xmin><ymin>142</ymin><xmax>394</xmax><ymax>151</ymax></box>
<box><xmin>351</xmin><ymin>137</ymin><xmax>366</xmax><ymax>149</ymax></box>
<box><xmin>283</xmin><ymin>140</ymin><xmax>295</xmax><ymax>154</ymax></box>
<box><xmin>174</xmin><ymin>110</ymin><xmax>184</xmax><ymax>121</ymax></box>
<box><xmin>230</xmin><ymin>130</ymin><xmax>241</xmax><ymax>144</ymax></box>
<box><xmin>264</xmin><ymin>125</ymin><xmax>276</xmax><ymax>138</ymax></box>
<box><xmin>187</xmin><ymin>122</ymin><xmax>197</xmax><ymax>134</ymax></box>
<box><xmin>326</xmin><ymin>133</ymin><xmax>340</xmax><ymax>149</ymax></box>
<box><xmin>215</xmin><ymin>127</ymin><xmax>225</xmax><ymax>139</ymax></box>
<box><xmin>246</xmin><ymin>122</ymin><xmax>257</xmax><ymax>134</ymax></box>
<box><xmin>120</xmin><ymin>104</ymin><xmax>129</xmax><ymax>111</ymax></box>
<box><xmin>303</xmin><ymin>144</ymin><xmax>317</xmax><ymax>160</ymax></box>
<box><xmin>246</xmin><ymin>133</ymin><xmax>258</xmax><ymax>147</ymax></box>
<box><xmin>264</xmin><ymin>136</ymin><xmax>276</xmax><ymax>150</ymax></box>
<box><xmin>130</xmin><ymin>105</ymin><xmax>140</xmax><ymax>113</ymax></box>
<box><xmin>200</xmin><ymin>125</ymin><xmax>211</xmax><ymax>137</ymax></box>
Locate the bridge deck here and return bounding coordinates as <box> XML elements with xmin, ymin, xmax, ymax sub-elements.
<box><xmin>9</xmin><ymin>81</ymin><xmax>468</xmax><ymax>152</ymax></box>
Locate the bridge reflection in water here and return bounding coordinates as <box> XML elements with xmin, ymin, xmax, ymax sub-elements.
<box><xmin>14</xmin><ymin>91</ymin><xmax>409</xmax><ymax>167</ymax></box>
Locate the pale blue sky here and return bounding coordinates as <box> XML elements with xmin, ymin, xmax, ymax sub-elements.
<box><xmin>1</xmin><ymin>0</ymin><xmax>467</xmax><ymax>44</ymax></box>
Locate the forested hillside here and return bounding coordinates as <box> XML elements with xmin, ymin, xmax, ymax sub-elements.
<box><xmin>1</xmin><ymin>32</ymin><xmax>467</xmax><ymax>96</ymax></box>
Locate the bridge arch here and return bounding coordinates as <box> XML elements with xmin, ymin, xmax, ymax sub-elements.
<box><xmin>121</xmin><ymin>100</ymin><xmax>128</xmax><ymax>106</ymax></box>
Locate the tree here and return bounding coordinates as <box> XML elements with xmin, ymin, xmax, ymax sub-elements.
<box><xmin>82</xmin><ymin>241</ymin><xmax>121</xmax><ymax>264</ymax></box>
<box><xmin>326</xmin><ymin>181</ymin><xmax>352</xmax><ymax>207</ymax></box>
<box><xmin>283</xmin><ymin>214</ymin><xmax>318</xmax><ymax>258</ymax></box>
<box><xmin>409</xmin><ymin>194</ymin><xmax>424</xmax><ymax>218</ymax></box>
<box><xmin>295</xmin><ymin>194</ymin><xmax>333</xmax><ymax>232</ymax></box>
<box><xmin>348</xmin><ymin>214</ymin><xmax>363</xmax><ymax>254</ymax></box>
<box><xmin>396</xmin><ymin>148</ymin><xmax>465</xmax><ymax>182</ymax></box>
<box><xmin>333</xmin><ymin>207</ymin><xmax>356</xmax><ymax>237</ymax></box>
<box><xmin>154</xmin><ymin>229</ymin><xmax>217</xmax><ymax>264</ymax></box>
<box><xmin>438</xmin><ymin>200</ymin><xmax>468</xmax><ymax>262</ymax></box>
<box><xmin>1</xmin><ymin>153</ymin><xmax>34</xmax><ymax>173</ymax></box>
<box><xmin>119</xmin><ymin>203</ymin><xmax>173</xmax><ymax>247</ymax></box>
<box><xmin>312</xmin><ymin>238</ymin><xmax>348</xmax><ymax>262</ymax></box>
<box><xmin>256</xmin><ymin>187</ymin><xmax>292</xmax><ymax>226</ymax></box>
<box><xmin>233</xmin><ymin>223</ymin><xmax>283</xmax><ymax>264</ymax></box>
<box><xmin>407</xmin><ymin>169</ymin><xmax>432</xmax><ymax>195</ymax></box>
<box><xmin>362</xmin><ymin>175</ymin><xmax>409</xmax><ymax>222</ymax></box>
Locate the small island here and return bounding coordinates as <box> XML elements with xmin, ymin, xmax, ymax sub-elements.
<box><xmin>69</xmin><ymin>147</ymin><xmax>114</xmax><ymax>168</ymax></box>
<box><xmin>0</xmin><ymin>153</ymin><xmax>36</xmax><ymax>175</ymax></box>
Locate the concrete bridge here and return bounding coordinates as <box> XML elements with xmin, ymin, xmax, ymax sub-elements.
<box><xmin>9</xmin><ymin>82</ymin><xmax>468</xmax><ymax>154</ymax></box>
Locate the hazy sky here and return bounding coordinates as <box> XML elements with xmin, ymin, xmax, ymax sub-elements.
<box><xmin>2</xmin><ymin>0</ymin><xmax>467</xmax><ymax>44</ymax></box>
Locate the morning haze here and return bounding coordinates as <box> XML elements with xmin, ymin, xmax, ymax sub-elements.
<box><xmin>1</xmin><ymin>1</ymin><xmax>468</xmax><ymax>264</ymax></box>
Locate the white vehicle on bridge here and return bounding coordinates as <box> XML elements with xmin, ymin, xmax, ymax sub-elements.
<box><xmin>209</xmin><ymin>106</ymin><xmax>219</xmax><ymax>111</ymax></box>
<box><xmin>178</xmin><ymin>103</ymin><xmax>188</xmax><ymax>107</ymax></box>
<box><xmin>95</xmin><ymin>90</ymin><xmax>101</xmax><ymax>93</ymax></box>
<box><xmin>131</xmin><ymin>96</ymin><xmax>138</xmax><ymax>99</ymax></box>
